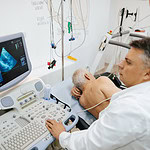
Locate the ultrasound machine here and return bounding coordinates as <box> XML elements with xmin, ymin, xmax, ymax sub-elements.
<box><xmin>0</xmin><ymin>33</ymin><xmax>79</xmax><ymax>150</ymax></box>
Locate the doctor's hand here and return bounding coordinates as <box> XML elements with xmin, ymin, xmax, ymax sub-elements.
<box><xmin>71</xmin><ymin>86</ymin><xmax>82</xmax><ymax>99</ymax></box>
<box><xmin>46</xmin><ymin>119</ymin><xmax>66</xmax><ymax>140</ymax></box>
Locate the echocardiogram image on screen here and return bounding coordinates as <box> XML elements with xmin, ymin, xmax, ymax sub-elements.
<box><xmin>0</xmin><ymin>34</ymin><xmax>30</xmax><ymax>90</ymax></box>
<box><xmin>0</xmin><ymin>47</ymin><xmax>17</xmax><ymax>72</ymax></box>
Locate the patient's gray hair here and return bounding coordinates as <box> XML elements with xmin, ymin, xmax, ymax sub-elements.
<box><xmin>72</xmin><ymin>68</ymin><xmax>89</xmax><ymax>90</ymax></box>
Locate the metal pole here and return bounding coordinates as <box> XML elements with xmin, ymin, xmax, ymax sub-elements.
<box><xmin>61</xmin><ymin>0</ymin><xmax>64</xmax><ymax>81</ymax></box>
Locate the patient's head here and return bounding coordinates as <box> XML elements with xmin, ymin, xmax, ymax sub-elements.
<box><xmin>72</xmin><ymin>68</ymin><xmax>95</xmax><ymax>91</ymax></box>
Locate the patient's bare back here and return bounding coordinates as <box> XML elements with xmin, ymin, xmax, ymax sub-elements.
<box><xmin>79</xmin><ymin>76</ymin><xmax>121</xmax><ymax>118</ymax></box>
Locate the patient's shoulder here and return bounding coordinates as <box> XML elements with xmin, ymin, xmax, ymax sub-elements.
<box><xmin>96</xmin><ymin>76</ymin><xmax>120</xmax><ymax>90</ymax></box>
<box><xmin>96</xmin><ymin>76</ymin><xmax>112</xmax><ymax>83</ymax></box>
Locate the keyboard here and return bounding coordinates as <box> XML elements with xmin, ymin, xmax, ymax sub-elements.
<box><xmin>0</xmin><ymin>99</ymin><xmax>78</xmax><ymax>150</ymax></box>
<box><xmin>0</xmin><ymin>78</ymin><xmax>78</xmax><ymax>150</ymax></box>
<box><xmin>1</xmin><ymin>121</ymin><xmax>47</xmax><ymax>150</ymax></box>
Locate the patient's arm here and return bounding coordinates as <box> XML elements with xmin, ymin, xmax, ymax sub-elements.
<box><xmin>71</xmin><ymin>86</ymin><xmax>82</xmax><ymax>99</ymax></box>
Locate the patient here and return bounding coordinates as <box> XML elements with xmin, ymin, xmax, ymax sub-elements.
<box><xmin>71</xmin><ymin>68</ymin><xmax>121</xmax><ymax>118</ymax></box>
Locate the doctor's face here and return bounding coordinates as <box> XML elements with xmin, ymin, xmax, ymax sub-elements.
<box><xmin>118</xmin><ymin>47</ymin><xmax>148</xmax><ymax>87</ymax></box>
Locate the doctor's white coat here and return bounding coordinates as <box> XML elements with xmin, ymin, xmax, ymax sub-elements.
<box><xmin>59</xmin><ymin>81</ymin><xmax>150</xmax><ymax>150</ymax></box>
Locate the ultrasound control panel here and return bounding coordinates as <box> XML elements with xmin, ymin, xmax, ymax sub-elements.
<box><xmin>0</xmin><ymin>78</ymin><xmax>78</xmax><ymax>150</ymax></box>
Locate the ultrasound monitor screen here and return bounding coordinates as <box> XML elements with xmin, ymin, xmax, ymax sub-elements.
<box><xmin>0</xmin><ymin>33</ymin><xmax>31</xmax><ymax>92</ymax></box>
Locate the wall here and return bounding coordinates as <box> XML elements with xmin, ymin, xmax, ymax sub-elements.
<box><xmin>72</xmin><ymin>0</ymin><xmax>111</xmax><ymax>69</ymax></box>
<box><xmin>0</xmin><ymin>0</ymin><xmax>111</xmax><ymax>85</ymax></box>
<box><xmin>109</xmin><ymin>0</ymin><xmax>150</xmax><ymax>35</ymax></box>
<box><xmin>94</xmin><ymin>0</ymin><xmax>150</xmax><ymax>75</ymax></box>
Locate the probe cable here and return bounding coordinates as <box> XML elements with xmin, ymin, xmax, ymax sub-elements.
<box><xmin>54</xmin><ymin>0</ymin><xmax>87</xmax><ymax>57</ymax></box>
<box><xmin>50</xmin><ymin>0</ymin><xmax>55</xmax><ymax>44</ymax></box>
<box><xmin>77</xmin><ymin>97</ymin><xmax>111</xmax><ymax>114</ymax></box>
<box><xmin>70</xmin><ymin>0</ymin><xmax>74</xmax><ymax>39</ymax></box>
<box><xmin>68</xmin><ymin>0</ymin><xmax>86</xmax><ymax>55</ymax></box>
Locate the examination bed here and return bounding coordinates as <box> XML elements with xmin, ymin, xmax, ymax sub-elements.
<box><xmin>51</xmin><ymin>78</ymin><xmax>96</xmax><ymax>129</ymax></box>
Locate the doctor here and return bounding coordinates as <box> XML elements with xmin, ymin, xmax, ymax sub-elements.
<box><xmin>46</xmin><ymin>37</ymin><xmax>150</xmax><ymax>150</ymax></box>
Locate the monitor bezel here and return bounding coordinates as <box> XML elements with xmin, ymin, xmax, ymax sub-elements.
<box><xmin>0</xmin><ymin>32</ymin><xmax>32</xmax><ymax>92</ymax></box>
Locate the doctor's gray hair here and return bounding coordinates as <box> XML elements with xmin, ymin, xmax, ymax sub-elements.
<box><xmin>130</xmin><ymin>37</ymin><xmax>150</xmax><ymax>68</ymax></box>
<box><xmin>72</xmin><ymin>68</ymin><xmax>89</xmax><ymax>90</ymax></box>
